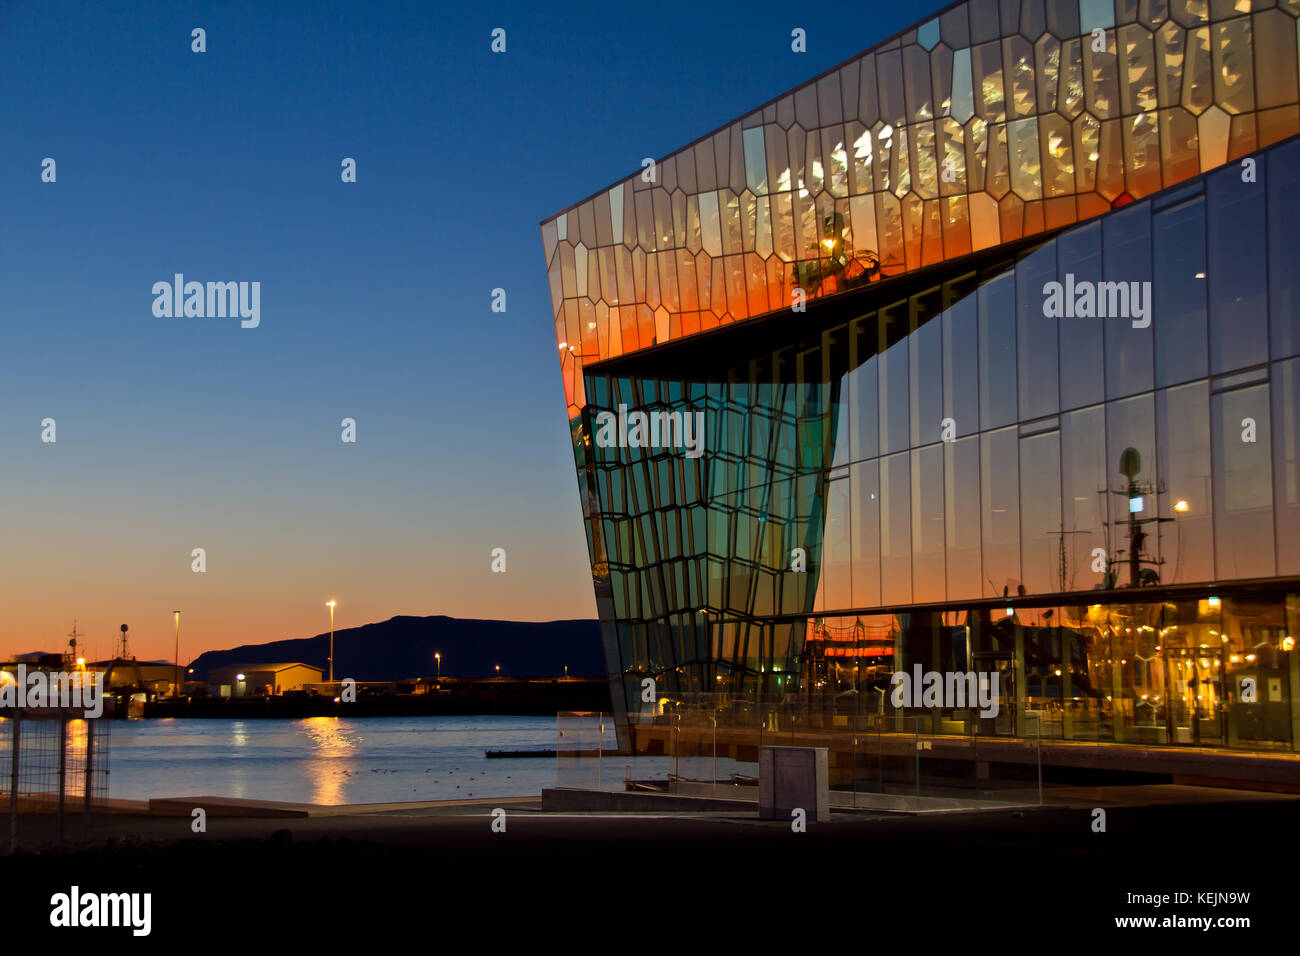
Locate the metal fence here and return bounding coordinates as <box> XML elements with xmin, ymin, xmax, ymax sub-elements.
<box><xmin>0</xmin><ymin>711</ymin><xmax>111</xmax><ymax>850</ymax></box>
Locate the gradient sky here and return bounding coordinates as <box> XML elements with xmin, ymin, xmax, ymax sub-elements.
<box><xmin>0</xmin><ymin>0</ymin><xmax>932</xmax><ymax>662</ymax></box>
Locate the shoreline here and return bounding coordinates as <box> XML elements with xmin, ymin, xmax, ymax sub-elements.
<box><xmin>138</xmin><ymin>681</ymin><xmax>609</xmax><ymax>718</ymax></box>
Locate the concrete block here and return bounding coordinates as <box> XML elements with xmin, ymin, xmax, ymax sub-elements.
<box><xmin>759</xmin><ymin>746</ymin><xmax>829</xmax><ymax>822</ymax></box>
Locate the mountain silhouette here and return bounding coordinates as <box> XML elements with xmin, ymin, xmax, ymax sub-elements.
<box><xmin>188</xmin><ymin>615</ymin><xmax>603</xmax><ymax>682</ymax></box>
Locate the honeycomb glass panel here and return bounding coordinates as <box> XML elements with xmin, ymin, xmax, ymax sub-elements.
<box><xmin>1156</xmin><ymin>20</ymin><xmax>1187</xmax><ymax>105</ymax></box>
<box><xmin>1008</xmin><ymin>116</ymin><xmax>1045</xmax><ymax>198</ymax></box>
<box><xmin>1005</xmin><ymin>35</ymin><xmax>1038</xmax><ymax>116</ymax></box>
<box><xmin>1040</xmin><ymin>113</ymin><xmax>1076</xmax><ymax>195</ymax></box>
<box><xmin>1212</xmin><ymin>17</ymin><xmax>1256</xmax><ymax>115</ymax></box>
<box><xmin>1084</xmin><ymin>29</ymin><xmax>1121</xmax><ymax>118</ymax></box>
<box><xmin>1120</xmin><ymin>23</ymin><xmax>1160</xmax><ymax>113</ymax></box>
<box><xmin>974</xmin><ymin>41</ymin><xmax>1008</xmax><ymax>120</ymax></box>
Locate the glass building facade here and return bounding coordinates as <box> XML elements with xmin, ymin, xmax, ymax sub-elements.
<box><xmin>543</xmin><ymin>0</ymin><xmax>1300</xmax><ymax>756</ymax></box>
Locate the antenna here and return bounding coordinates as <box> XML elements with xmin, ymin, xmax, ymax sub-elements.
<box><xmin>1047</xmin><ymin>522</ymin><xmax>1090</xmax><ymax>592</ymax></box>
<box><xmin>1101</xmin><ymin>448</ymin><xmax>1174</xmax><ymax>587</ymax></box>
<box><xmin>66</xmin><ymin>621</ymin><xmax>83</xmax><ymax>668</ymax></box>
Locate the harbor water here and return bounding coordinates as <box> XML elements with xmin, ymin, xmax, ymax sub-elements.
<box><xmin>106</xmin><ymin>715</ymin><xmax>573</xmax><ymax>804</ymax></box>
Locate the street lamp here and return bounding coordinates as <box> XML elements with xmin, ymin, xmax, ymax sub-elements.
<box><xmin>173</xmin><ymin>610</ymin><xmax>181</xmax><ymax>698</ymax></box>
<box><xmin>435</xmin><ymin>652</ymin><xmax>441</xmax><ymax>679</ymax></box>
<box><xmin>326</xmin><ymin>600</ymin><xmax>337</xmax><ymax>682</ymax></box>
<box><xmin>495</xmin><ymin>664</ymin><xmax>501</xmax><ymax>677</ymax></box>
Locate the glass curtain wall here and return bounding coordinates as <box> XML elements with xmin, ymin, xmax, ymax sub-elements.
<box><xmin>580</xmin><ymin>136</ymin><xmax>1300</xmax><ymax>753</ymax></box>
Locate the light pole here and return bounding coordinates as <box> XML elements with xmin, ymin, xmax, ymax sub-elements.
<box><xmin>326</xmin><ymin>600</ymin><xmax>337</xmax><ymax>682</ymax></box>
<box><xmin>435</xmin><ymin>652</ymin><xmax>441</xmax><ymax>679</ymax></box>
<box><xmin>173</xmin><ymin>610</ymin><xmax>181</xmax><ymax>698</ymax></box>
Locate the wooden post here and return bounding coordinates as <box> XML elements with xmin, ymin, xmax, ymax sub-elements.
<box><xmin>57</xmin><ymin>715</ymin><xmax>67</xmax><ymax>847</ymax></box>
<box><xmin>83</xmin><ymin>719</ymin><xmax>96</xmax><ymax>837</ymax></box>
<box><xmin>8</xmin><ymin>713</ymin><xmax>20</xmax><ymax>853</ymax></box>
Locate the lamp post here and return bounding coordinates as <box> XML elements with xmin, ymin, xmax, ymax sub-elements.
<box><xmin>326</xmin><ymin>600</ymin><xmax>337</xmax><ymax>682</ymax></box>
<box><xmin>435</xmin><ymin>652</ymin><xmax>441</xmax><ymax>680</ymax></box>
<box><xmin>173</xmin><ymin>610</ymin><xmax>181</xmax><ymax>698</ymax></box>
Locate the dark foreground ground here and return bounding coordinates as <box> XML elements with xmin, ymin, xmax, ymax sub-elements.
<box><xmin>2</xmin><ymin>787</ymin><xmax>1290</xmax><ymax>946</ymax></box>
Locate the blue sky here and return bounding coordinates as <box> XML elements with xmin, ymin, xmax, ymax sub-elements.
<box><xmin>0</xmin><ymin>0</ymin><xmax>933</xmax><ymax>659</ymax></box>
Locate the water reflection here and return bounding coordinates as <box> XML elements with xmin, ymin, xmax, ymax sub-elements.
<box><xmin>301</xmin><ymin>717</ymin><xmax>358</xmax><ymax>806</ymax></box>
<box><xmin>105</xmin><ymin>716</ymin><xmax>557</xmax><ymax>804</ymax></box>
<box><xmin>66</xmin><ymin>718</ymin><xmax>88</xmax><ymax>797</ymax></box>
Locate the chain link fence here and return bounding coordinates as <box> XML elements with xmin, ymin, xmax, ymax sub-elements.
<box><xmin>1</xmin><ymin>711</ymin><xmax>111</xmax><ymax>851</ymax></box>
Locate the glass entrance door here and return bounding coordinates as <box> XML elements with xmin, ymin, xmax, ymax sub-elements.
<box><xmin>1162</xmin><ymin>599</ymin><xmax>1225</xmax><ymax>746</ymax></box>
<box><xmin>1165</xmin><ymin>648</ymin><xmax>1223</xmax><ymax>745</ymax></box>
<box><xmin>972</xmin><ymin>651</ymin><xmax>1015</xmax><ymax>736</ymax></box>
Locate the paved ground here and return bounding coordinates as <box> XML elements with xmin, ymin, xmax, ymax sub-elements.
<box><xmin>3</xmin><ymin>784</ymin><xmax>1289</xmax><ymax>945</ymax></box>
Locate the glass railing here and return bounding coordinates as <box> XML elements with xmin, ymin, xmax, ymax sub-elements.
<box><xmin>556</xmin><ymin>696</ymin><xmax>1043</xmax><ymax>809</ymax></box>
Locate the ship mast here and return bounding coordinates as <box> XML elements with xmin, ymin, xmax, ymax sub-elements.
<box><xmin>65</xmin><ymin>621</ymin><xmax>83</xmax><ymax>669</ymax></box>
